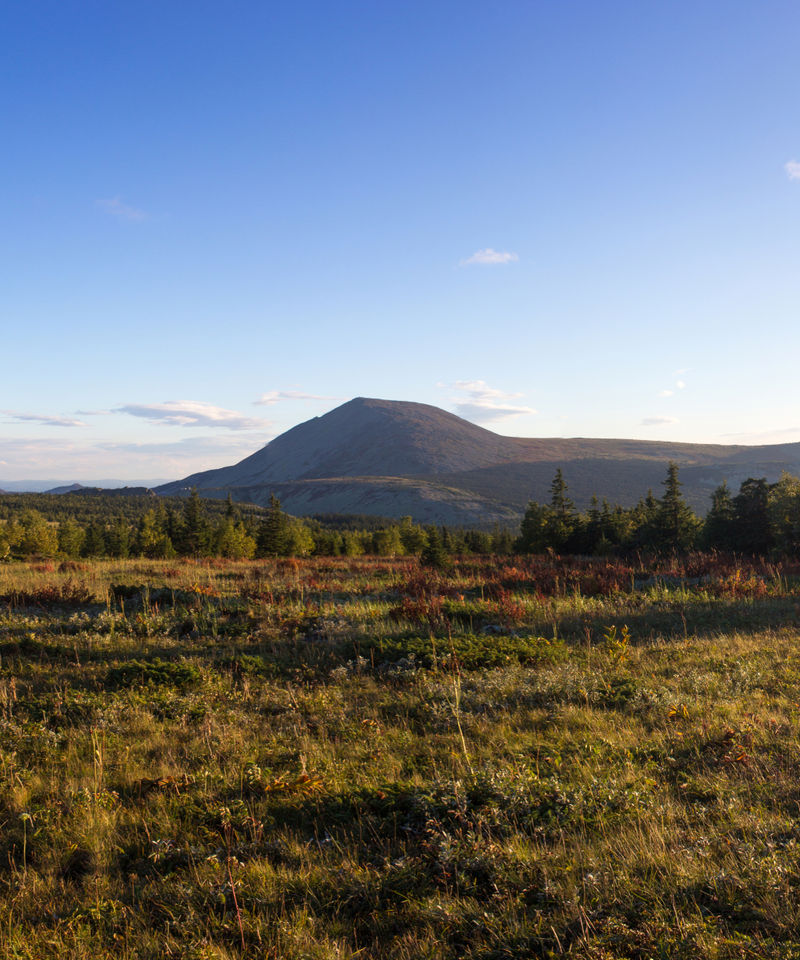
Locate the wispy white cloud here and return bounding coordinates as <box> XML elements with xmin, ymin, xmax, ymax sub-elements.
<box><xmin>116</xmin><ymin>401</ymin><xmax>269</xmax><ymax>431</ymax></box>
<box><xmin>459</xmin><ymin>248</ymin><xmax>519</xmax><ymax>266</ymax></box>
<box><xmin>641</xmin><ymin>416</ymin><xmax>679</xmax><ymax>426</ymax></box>
<box><xmin>449</xmin><ymin>380</ymin><xmax>536</xmax><ymax>422</ymax></box>
<box><xmin>785</xmin><ymin>160</ymin><xmax>800</xmax><ymax>181</ymax></box>
<box><xmin>254</xmin><ymin>390</ymin><xmax>342</xmax><ymax>406</ymax></box>
<box><xmin>0</xmin><ymin>438</ymin><xmax>94</xmax><ymax>475</ymax></box>
<box><xmin>1</xmin><ymin>410</ymin><xmax>86</xmax><ymax>428</ymax></box>
<box><xmin>97</xmin><ymin>196</ymin><xmax>147</xmax><ymax>222</ymax></box>
<box><xmin>657</xmin><ymin>378</ymin><xmax>686</xmax><ymax>398</ymax></box>
<box><xmin>97</xmin><ymin>435</ymin><xmax>268</xmax><ymax>455</ymax></box>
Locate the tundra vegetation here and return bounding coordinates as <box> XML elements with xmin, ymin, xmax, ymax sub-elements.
<box><xmin>1</xmin><ymin>469</ymin><xmax>800</xmax><ymax>957</ymax></box>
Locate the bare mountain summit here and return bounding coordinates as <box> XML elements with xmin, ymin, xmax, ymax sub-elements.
<box><xmin>156</xmin><ymin>398</ymin><xmax>800</xmax><ymax>526</ymax></box>
<box><xmin>162</xmin><ymin>398</ymin><xmax>521</xmax><ymax>489</ymax></box>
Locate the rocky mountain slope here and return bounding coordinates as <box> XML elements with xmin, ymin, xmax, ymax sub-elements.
<box><xmin>156</xmin><ymin>398</ymin><xmax>800</xmax><ymax>525</ymax></box>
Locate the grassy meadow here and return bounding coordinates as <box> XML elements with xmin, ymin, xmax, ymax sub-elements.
<box><xmin>2</xmin><ymin>553</ymin><xmax>800</xmax><ymax>957</ymax></box>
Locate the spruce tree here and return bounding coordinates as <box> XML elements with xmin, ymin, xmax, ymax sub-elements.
<box><xmin>769</xmin><ymin>473</ymin><xmax>800</xmax><ymax>558</ymax></box>
<box><xmin>584</xmin><ymin>495</ymin><xmax>602</xmax><ymax>554</ymax></box>
<box><xmin>179</xmin><ymin>489</ymin><xmax>210</xmax><ymax>555</ymax></box>
<box><xmin>545</xmin><ymin>468</ymin><xmax>577</xmax><ymax>551</ymax></box>
<box><xmin>80</xmin><ymin>522</ymin><xmax>107</xmax><ymax>557</ymax></box>
<box><xmin>257</xmin><ymin>495</ymin><xmax>290</xmax><ymax>557</ymax></box>
<box><xmin>398</xmin><ymin>516</ymin><xmax>427</xmax><ymax>554</ymax></box>
<box><xmin>57</xmin><ymin>518</ymin><xmax>85</xmax><ymax>558</ymax></box>
<box><xmin>421</xmin><ymin>525</ymin><xmax>449</xmax><ymax>568</ymax></box>
<box><xmin>106</xmin><ymin>519</ymin><xmax>131</xmax><ymax>558</ymax></box>
<box><xmin>654</xmin><ymin>463</ymin><xmax>699</xmax><ymax>553</ymax></box>
<box><xmin>732</xmin><ymin>478</ymin><xmax>772</xmax><ymax>555</ymax></box>
<box><xmin>703</xmin><ymin>482</ymin><xmax>736</xmax><ymax>551</ymax></box>
<box><xmin>516</xmin><ymin>500</ymin><xmax>549</xmax><ymax>553</ymax></box>
<box><xmin>491</xmin><ymin>527</ymin><xmax>514</xmax><ymax>555</ymax></box>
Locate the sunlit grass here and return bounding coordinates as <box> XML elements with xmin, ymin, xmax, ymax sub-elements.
<box><xmin>1</xmin><ymin>554</ymin><xmax>800</xmax><ymax>956</ymax></box>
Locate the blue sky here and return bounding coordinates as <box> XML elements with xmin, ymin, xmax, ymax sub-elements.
<box><xmin>3</xmin><ymin>0</ymin><xmax>800</xmax><ymax>482</ymax></box>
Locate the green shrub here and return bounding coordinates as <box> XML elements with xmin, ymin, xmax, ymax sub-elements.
<box><xmin>105</xmin><ymin>657</ymin><xmax>201</xmax><ymax>689</ymax></box>
<box><xmin>363</xmin><ymin>633</ymin><xmax>565</xmax><ymax>670</ymax></box>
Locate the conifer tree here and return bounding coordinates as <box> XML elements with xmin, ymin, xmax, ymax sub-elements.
<box><xmin>106</xmin><ymin>519</ymin><xmax>131</xmax><ymax>558</ymax></box>
<box><xmin>516</xmin><ymin>500</ymin><xmax>549</xmax><ymax>553</ymax></box>
<box><xmin>702</xmin><ymin>482</ymin><xmax>736</xmax><ymax>551</ymax></box>
<box><xmin>179</xmin><ymin>489</ymin><xmax>210</xmax><ymax>555</ymax></box>
<box><xmin>491</xmin><ymin>527</ymin><xmax>514</xmax><ymax>555</ymax></box>
<box><xmin>82</xmin><ymin>522</ymin><xmax>107</xmax><ymax>557</ymax></box>
<box><xmin>584</xmin><ymin>495</ymin><xmax>602</xmax><ymax>553</ymax></box>
<box><xmin>257</xmin><ymin>494</ymin><xmax>290</xmax><ymax>557</ymax></box>
<box><xmin>398</xmin><ymin>516</ymin><xmax>427</xmax><ymax>554</ymax></box>
<box><xmin>421</xmin><ymin>525</ymin><xmax>449</xmax><ymax>568</ymax></box>
<box><xmin>654</xmin><ymin>463</ymin><xmax>699</xmax><ymax>552</ymax></box>
<box><xmin>545</xmin><ymin>469</ymin><xmax>578</xmax><ymax>551</ymax></box>
<box><xmin>732</xmin><ymin>478</ymin><xmax>772</xmax><ymax>554</ymax></box>
<box><xmin>57</xmin><ymin>517</ymin><xmax>85</xmax><ymax>558</ymax></box>
<box><xmin>768</xmin><ymin>473</ymin><xmax>800</xmax><ymax>558</ymax></box>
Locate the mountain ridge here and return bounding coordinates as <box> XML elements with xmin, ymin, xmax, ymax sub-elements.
<box><xmin>156</xmin><ymin>398</ymin><xmax>800</xmax><ymax>525</ymax></box>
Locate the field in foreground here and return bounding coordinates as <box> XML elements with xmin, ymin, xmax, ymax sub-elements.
<box><xmin>2</xmin><ymin>554</ymin><xmax>800</xmax><ymax>958</ymax></box>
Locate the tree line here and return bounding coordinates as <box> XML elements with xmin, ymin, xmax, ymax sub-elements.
<box><xmin>516</xmin><ymin>464</ymin><xmax>800</xmax><ymax>556</ymax></box>
<box><xmin>3</xmin><ymin>466</ymin><xmax>799</xmax><ymax>561</ymax></box>
<box><xmin>0</xmin><ymin>491</ymin><xmax>514</xmax><ymax>561</ymax></box>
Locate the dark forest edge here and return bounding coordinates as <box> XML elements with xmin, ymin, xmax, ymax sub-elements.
<box><xmin>0</xmin><ymin>490</ymin><xmax>513</xmax><ymax>561</ymax></box>
<box><xmin>0</xmin><ymin>463</ymin><xmax>797</xmax><ymax>561</ymax></box>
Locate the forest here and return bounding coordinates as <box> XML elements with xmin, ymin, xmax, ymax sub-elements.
<box><xmin>2</xmin><ymin>464</ymin><xmax>800</xmax><ymax>562</ymax></box>
<box><xmin>516</xmin><ymin>464</ymin><xmax>800</xmax><ymax>557</ymax></box>
<box><xmin>0</xmin><ymin>490</ymin><xmax>512</xmax><ymax>562</ymax></box>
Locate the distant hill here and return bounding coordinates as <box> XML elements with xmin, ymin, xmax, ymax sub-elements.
<box><xmin>156</xmin><ymin>397</ymin><xmax>800</xmax><ymax>526</ymax></box>
<box><xmin>64</xmin><ymin>486</ymin><xmax>158</xmax><ymax>498</ymax></box>
<box><xmin>0</xmin><ymin>490</ymin><xmax>265</xmax><ymax>527</ymax></box>
<box><xmin>43</xmin><ymin>483</ymin><xmax>157</xmax><ymax>497</ymax></box>
<box><xmin>0</xmin><ymin>478</ymin><xmax>172</xmax><ymax>493</ymax></box>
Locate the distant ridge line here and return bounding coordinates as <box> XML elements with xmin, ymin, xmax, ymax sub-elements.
<box><xmin>153</xmin><ymin>397</ymin><xmax>800</xmax><ymax>526</ymax></box>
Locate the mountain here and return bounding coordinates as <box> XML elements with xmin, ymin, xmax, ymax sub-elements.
<box><xmin>160</xmin><ymin>398</ymin><xmax>522</xmax><ymax>488</ymax></box>
<box><xmin>156</xmin><ymin>397</ymin><xmax>800</xmax><ymax>526</ymax></box>
<box><xmin>64</xmin><ymin>486</ymin><xmax>158</xmax><ymax>498</ymax></box>
<box><xmin>0</xmin><ymin>478</ymin><xmax>172</xmax><ymax>493</ymax></box>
